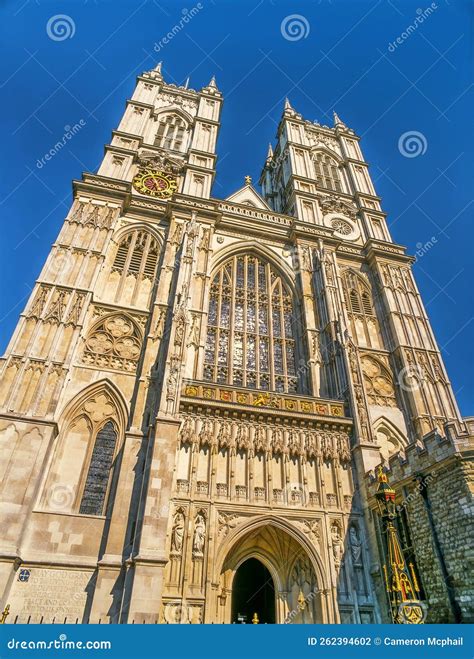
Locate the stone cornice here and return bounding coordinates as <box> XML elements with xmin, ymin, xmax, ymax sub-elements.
<box><xmin>125</xmin><ymin>99</ymin><xmax>154</xmax><ymax>111</ymax></box>
<box><xmin>290</xmin><ymin>221</ymin><xmax>338</xmax><ymax>243</ymax></box>
<box><xmin>73</xmin><ymin>174</ymin><xmax>131</xmax><ymax>203</ymax></box>
<box><xmin>172</xmin><ymin>195</ymin><xmax>220</xmax><ymax>217</ymax></box>
<box><xmin>180</xmin><ymin>381</ymin><xmax>351</xmax><ymax>430</ymax></box>
<box><xmin>0</xmin><ymin>413</ymin><xmax>58</xmax><ymax>431</ymax></box>
<box><xmin>216</xmin><ymin>202</ymin><xmax>292</xmax><ymax>240</ymax></box>
<box><xmin>336</xmin><ymin>244</ymin><xmax>365</xmax><ymax>260</ymax></box>
<box><xmin>103</xmin><ymin>144</ymin><xmax>137</xmax><ymax>158</ymax></box>
<box><xmin>72</xmin><ymin>177</ymin><xmax>414</xmax><ymax>267</ymax></box>
<box><xmin>364</xmin><ymin>239</ymin><xmax>414</xmax><ymax>264</ymax></box>
<box><xmin>125</xmin><ymin>196</ymin><xmax>169</xmax><ymax>220</ymax></box>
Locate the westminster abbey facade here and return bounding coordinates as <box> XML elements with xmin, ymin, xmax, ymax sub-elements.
<box><xmin>0</xmin><ymin>63</ymin><xmax>472</xmax><ymax>625</ymax></box>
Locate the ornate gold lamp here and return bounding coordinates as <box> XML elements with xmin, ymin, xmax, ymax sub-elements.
<box><xmin>375</xmin><ymin>467</ymin><xmax>426</xmax><ymax>624</ymax></box>
<box><xmin>0</xmin><ymin>604</ymin><xmax>10</xmax><ymax>624</ymax></box>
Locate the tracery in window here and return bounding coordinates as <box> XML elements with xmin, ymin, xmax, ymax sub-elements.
<box><xmin>342</xmin><ymin>269</ymin><xmax>381</xmax><ymax>348</ymax></box>
<box><xmin>374</xmin><ymin>419</ymin><xmax>406</xmax><ymax>461</ymax></box>
<box><xmin>154</xmin><ymin>113</ymin><xmax>188</xmax><ymax>152</ymax></box>
<box><xmin>204</xmin><ymin>255</ymin><xmax>298</xmax><ymax>392</ymax></box>
<box><xmin>41</xmin><ymin>385</ymin><xmax>124</xmax><ymax>518</ymax></box>
<box><xmin>313</xmin><ymin>152</ymin><xmax>343</xmax><ymax>192</ymax></box>
<box><xmin>79</xmin><ymin>420</ymin><xmax>117</xmax><ymax>516</ymax></box>
<box><xmin>109</xmin><ymin>229</ymin><xmax>159</xmax><ymax>306</ymax></box>
<box><xmin>361</xmin><ymin>356</ymin><xmax>396</xmax><ymax>407</ymax></box>
<box><xmin>82</xmin><ymin>313</ymin><xmax>142</xmax><ymax>372</ymax></box>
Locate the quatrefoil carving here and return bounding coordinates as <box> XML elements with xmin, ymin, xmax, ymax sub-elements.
<box><xmin>82</xmin><ymin>314</ymin><xmax>142</xmax><ymax>372</ymax></box>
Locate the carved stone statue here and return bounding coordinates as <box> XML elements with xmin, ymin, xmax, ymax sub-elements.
<box><xmin>199</xmin><ymin>227</ymin><xmax>211</xmax><ymax>251</ymax></box>
<box><xmin>331</xmin><ymin>523</ymin><xmax>344</xmax><ymax>568</ymax></box>
<box><xmin>349</xmin><ymin>526</ymin><xmax>362</xmax><ymax>565</ymax></box>
<box><xmin>174</xmin><ymin>310</ymin><xmax>186</xmax><ymax>347</ymax></box>
<box><xmin>170</xmin><ymin>223</ymin><xmax>183</xmax><ymax>245</ymax></box>
<box><xmin>170</xmin><ymin>511</ymin><xmax>185</xmax><ymax>555</ymax></box>
<box><xmin>193</xmin><ymin>513</ymin><xmax>206</xmax><ymax>556</ymax></box>
<box><xmin>188</xmin><ymin>314</ymin><xmax>200</xmax><ymax>347</ymax></box>
<box><xmin>166</xmin><ymin>358</ymin><xmax>180</xmax><ymax>402</ymax></box>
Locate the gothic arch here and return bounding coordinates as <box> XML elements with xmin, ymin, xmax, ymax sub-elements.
<box><xmin>311</xmin><ymin>147</ymin><xmax>345</xmax><ymax>193</ymax></box>
<box><xmin>81</xmin><ymin>312</ymin><xmax>144</xmax><ymax>373</ymax></box>
<box><xmin>372</xmin><ymin>416</ymin><xmax>407</xmax><ymax>461</ymax></box>
<box><xmin>215</xmin><ymin>515</ymin><xmax>328</xmax><ymax>593</ymax></box>
<box><xmin>204</xmin><ymin>247</ymin><xmax>303</xmax><ymax>392</ymax></box>
<box><xmin>210</xmin><ymin>241</ymin><xmax>297</xmax><ymax>292</ymax></box>
<box><xmin>40</xmin><ymin>380</ymin><xmax>128</xmax><ymax>515</ymax></box>
<box><xmin>103</xmin><ymin>225</ymin><xmax>162</xmax><ymax>307</ymax></box>
<box><xmin>57</xmin><ymin>378</ymin><xmax>129</xmax><ymax>436</ymax></box>
<box><xmin>310</xmin><ymin>144</ymin><xmax>343</xmax><ymax>164</ymax></box>
<box><xmin>215</xmin><ymin>515</ymin><xmax>329</xmax><ymax>623</ymax></box>
<box><xmin>152</xmin><ymin>107</ymin><xmax>192</xmax><ymax>152</ymax></box>
<box><xmin>231</xmin><ymin>550</ymin><xmax>280</xmax><ymax>590</ymax></box>
<box><xmin>360</xmin><ymin>354</ymin><xmax>397</xmax><ymax>407</ymax></box>
<box><xmin>111</xmin><ymin>222</ymin><xmax>164</xmax><ymax>248</ymax></box>
<box><xmin>341</xmin><ymin>268</ymin><xmax>381</xmax><ymax>348</ymax></box>
<box><xmin>341</xmin><ymin>268</ymin><xmax>373</xmax><ymax>303</ymax></box>
<box><xmin>153</xmin><ymin>105</ymin><xmax>194</xmax><ymax>126</ymax></box>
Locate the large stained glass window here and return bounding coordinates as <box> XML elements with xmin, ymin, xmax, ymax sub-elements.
<box><xmin>204</xmin><ymin>255</ymin><xmax>298</xmax><ymax>393</ymax></box>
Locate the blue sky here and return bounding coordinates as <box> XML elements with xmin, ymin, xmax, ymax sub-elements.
<box><xmin>0</xmin><ymin>0</ymin><xmax>472</xmax><ymax>415</ymax></box>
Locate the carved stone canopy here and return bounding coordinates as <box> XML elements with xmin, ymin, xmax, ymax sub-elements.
<box><xmin>137</xmin><ymin>149</ymin><xmax>185</xmax><ymax>175</ymax></box>
<box><xmin>316</xmin><ymin>194</ymin><xmax>358</xmax><ymax>220</ymax></box>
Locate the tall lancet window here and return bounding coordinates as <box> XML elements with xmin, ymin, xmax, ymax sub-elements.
<box><xmin>79</xmin><ymin>421</ymin><xmax>117</xmax><ymax>516</ymax></box>
<box><xmin>154</xmin><ymin>113</ymin><xmax>187</xmax><ymax>152</ymax></box>
<box><xmin>204</xmin><ymin>255</ymin><xmax>298</xmax><ymax>393</ymax></box>
<box><xmin>342</xmin><ymin>269</ymin><xmax>382</xmax><ymax>349</ymax></box>
<box><xmin>313</xmin><ymin>152</ymin><xmax>343</xmax><ymax>192</ymax></box>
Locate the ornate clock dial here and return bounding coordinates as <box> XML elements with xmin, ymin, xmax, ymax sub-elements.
<box><xmin>132</xmin><ymin>169</ymin><xmax>178</xmax><ymax>199</ymax></box>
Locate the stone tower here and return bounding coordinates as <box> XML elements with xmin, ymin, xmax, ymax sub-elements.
<box><xmin>0</xmin><ymin>65</ymin><xmax>472</xmax><ymax>625</ymax></box>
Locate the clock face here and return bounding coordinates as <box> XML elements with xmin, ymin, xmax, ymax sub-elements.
<box><xmin>132</xmin><ymin>169</ymin><xmax>178</xmax><ymax>199</ymax></box>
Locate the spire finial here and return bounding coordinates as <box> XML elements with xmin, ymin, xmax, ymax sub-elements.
<box><xmin>284</xmin><ymin>97</ymin><xmax>292</xmax><ymax>110</ymax></box>
<box><xmin>267</xmin><ymin>143</ymin><xmax>273</xmax><ymax>159</ymax></box>
<box><xmin>154</xmin><ymin>61</ymin><xmax>163</xmax><ymax>74</ymax></box>
<box><xmin>333</xmin><ymin>110</ymin><xmax>347</xmax><ymax>128</ymax></box>
<box><xmin>208</xmin><ymin>75</ymin><xmax>217</xmax><ymax>88</ymax></box>
<box><xmin>244</xmin><ymin>175</ymin><xmax>252</xmax><ymax>185</ymax></box>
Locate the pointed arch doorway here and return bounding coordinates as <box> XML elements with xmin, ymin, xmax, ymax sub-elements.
<box><xmin>216</xmin><ymin>520</ymin><xmax>329</xmax><ymax>624</ymax></box>
<box><xmin>231</xmin><ymin>558</ymin><xmax>276</xmax><ymax>624</ymax></box>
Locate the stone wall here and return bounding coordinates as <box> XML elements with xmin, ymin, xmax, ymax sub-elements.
<box><xmin>366</xmin><ymin>420</ymin><xmax>474</xmax><ymax>623</ymax></box>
